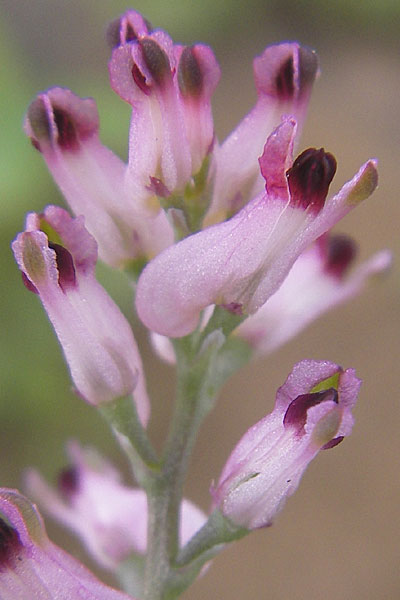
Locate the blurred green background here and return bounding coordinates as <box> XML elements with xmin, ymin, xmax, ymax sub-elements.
<box><xmin>1</xmin><ymin>1</ymin><xmax>399</xmax><ymax>598</ymax></box>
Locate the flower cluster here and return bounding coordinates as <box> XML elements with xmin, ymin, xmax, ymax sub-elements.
<box><xmin>6</xmin><ymin>8</ymin><xmax>389</xmax><ymax>600</ymax></box>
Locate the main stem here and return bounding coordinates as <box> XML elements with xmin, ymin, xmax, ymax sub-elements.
<box><xmin>143</xmin><ymin>337</ymin><xmax>212</xmax><ymax>600</ymax></box>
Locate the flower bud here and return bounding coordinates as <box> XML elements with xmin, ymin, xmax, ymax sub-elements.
<box><xmin>212</xmin><ymin>360</ymin><xmax>361</xmax><ymax>529</ymax></box>
<box><xmin>12</xmin><ymin>206</ymin><xmax>150</xmax><ymax>424</ymax></box>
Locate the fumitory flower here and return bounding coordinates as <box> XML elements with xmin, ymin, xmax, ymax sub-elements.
<box><xmin>136</xmin><ymin>118</ymin><xmax>378</xmax><ymax>337</ymax></box>
<box><xmin>207</xmin><ymin>41</ymin><xmax>319</xmax><ymax>225</ymax></box>
<box><xmin>236</xmin><ymin>234</ymin><xmax>391</xmax><ymax>355</ymax></box>
<box><xmin>212</xmin><ymin>360</ymin><xmax>361</xmax><ymax>530</ymax></box>
<box><xmin>12</xmin><ymin>206</ymin><xmax>149</xmax><ymax>424</ymax></box>
<box><xmin>25</xmin><ymin>86</ymin><xmax>173</xmax><ymax>270</ymax></box>
<box><xmin>0</xmin><ymin>488</ymin><xmax>133</xmax><ymax>599</ymax></box>
<box><xmin>108</xmin><ymin>13</ymin><xmax>221</xmax><ymax>198</ymax></box>
<box><xmin>25</xmin><ymin>442</ymin><xmax>207</xmax><ymax>571</ymax></box>
<box><xmin>148</xmin><ymin>234</ymin><xmax>390</xmax><ymax>364</ymax></box>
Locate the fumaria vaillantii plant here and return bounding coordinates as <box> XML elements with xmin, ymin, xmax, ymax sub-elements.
<box><xmin>6</xmin><ymin>8</ymin><xmax>391</xmax><ymax>600</ymax></box>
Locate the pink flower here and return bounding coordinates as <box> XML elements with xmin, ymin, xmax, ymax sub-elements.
<box><xmin>148</xmin><ymin>236</ymin><xmax>390</xmax><ymax>363</ymax></box>
<box><xmin>12</xmin><ymin>206</ymin><xmax>149</xmax><ymax>424</ymax></box>
<box><xmin>25</xmin><ymin>87</ymin><xmax>173</xmax><ymax>270</ymax></box>
<box><xmin>212</xmin><ymin>360</ymin><xmax>361</xmax><ymax>529</ymax></box>
<box><xmin>207</xmin><ymin>42</ymin><xmax>319</xmax><ymax>224</ymax></box>
<box><xmin>237</xmin><ymin>234</ymin><xmax>392</xmax><ymax>355</ymax></box>
<box><xmin>0</xmin><ymin>488</ymin><xmax>133</xmax><ymax>599</ymax></box>
<box><xmin>25</xmin><ymin>442</ymin><xmax>207</xmax><ymax>571</ymax></box>
<box><xmin>136</xmin><ymin>118</ymin><xmax>378</xmax><ymax>337</ymax></box>
<box><xmin>108</xmin><ymin>15</ymin><xmax>220</xmax><ymax>196</ymax></box>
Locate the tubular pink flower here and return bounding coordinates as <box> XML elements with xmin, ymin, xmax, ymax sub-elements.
<box><xmin>212</xmin><ymin>360</ymin><xmax>361</xmax><ymax>530</ymax></box>
<box><xmin>12</xmin><ymin>206</ymin><xmax>150</xmax><ymax>424</ymax></box>
<box><xmin>149</xmin><ymin>238</ymin><xmax>390</xmax><ymax>363</ymax></box>
<box><xmin>25</xmin><ymin>442</ymin><xmax>207</xmax><ymax>572</ymax></box>
<box><xmin>136</xmin><ymin>118</ymin><xmax>378</xmax><ymax>337</ymax></box>
<box><xmin>25</xmin><ymin>87</ymin><xmax>173</xmax><ymax>269</ymax></box>
<box><xmin>108</xmin><ymin>22</ymin><xmax>220</xmax><ymax>195</ymax></box>
<box><xmin>0</xmin><ymin>488</ymin><xmax>133</xmax><ymax>599</ymax></box>
<box><xmin>237</xmin><ymin>235</ymin><xmax>392</xmax><ymax>354</ymax></box>
<box><xmin>206</xmin><ymin>42</ymin><xmax>319</xmax><ymax>224</ymax></box>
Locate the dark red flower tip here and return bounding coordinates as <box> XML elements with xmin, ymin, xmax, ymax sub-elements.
<box><xmin>0</xmin><ymin>518</ymin><xmax>23</xmax><ymax>571</ymax></box>
<box><xmin>27</xmin><ymin>98</ymin><xmax>51</xmax><ymax>150</ymax></box>
<box><xmin>107</xmin><ymin>17</ymin><xmax>124</xmax><ymax>48</ymax></box>
<box><xmin>52</xmin><ymin>107</ymin><xmax>80</xmax><ymax>151</ymax></box>
<box><xmin>58</xmin><ymin>466</ymin><xmax>80</xmax><ymax>498</ymax></box>
<box><xmin>106</xmin><ymin>14</ymin><xmax>152</xmax><ymax>48</ymax></box>
<box><xmin>275</xmin><ymin>56</ymin><xmax>295</xmax><ymax>101</ymax></box>
<box><xmin>325</xmin><ymin>234</ymin><xmax>357</xmax><ymax>278</ymax></box>
<box><xmin>297</xmin><ymin>46</ymin><xmax>319</xmax><ymax>97</ymax></box>
<box><xmin>27</xmin><ymin>99</ymin><xmax>81</xmax><ymax>152</ymax></box>
<box><xmin>283</xmin><ymin>388</ymin><xmax>338</xmax><ymax>433</ymax></box>
<box><xmin>286</xmin><ymin>148</ymin><xmax>337</xmax><ymax>213</ymax></box>
<box><xmin>178</xmin><ymin>46</ymin><xmax>204</xmax><ymax>98</ymax></box>
<box><xmin>48</xmin><ymin>242</ymin><xmax>76</xmax><ymax>292</ymax></box>
<box><xmin>274</xmin><ymin>46</ymin><xmax>317</xmax><ymax>102</ymax></box>
<box><xmin>139</xmin><ymin>38</ymin><xmax>171</xmax><ymax>88</ymax></box>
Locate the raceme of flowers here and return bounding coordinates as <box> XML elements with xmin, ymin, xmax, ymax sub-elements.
<box><xmin>6</xmin><ymin>8</ymin><xmax>389</xmax><ymax>600</ymax></box>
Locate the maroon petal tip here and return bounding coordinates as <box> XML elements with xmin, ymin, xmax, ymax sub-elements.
<box><xmin>287</xmin><ymin>148</ymin><xmax>337</xmax><ymax>213</ymax></box>
<box><xmin>178</xmin><ymin>46</ymin><xmax>204</xmax><ymax>98</ymax></box>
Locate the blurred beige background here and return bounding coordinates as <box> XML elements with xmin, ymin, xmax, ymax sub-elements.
<box><xmin>1</xmin><ymin>1</ymin><xmax>399</xmax><ymax>599</ymax></box>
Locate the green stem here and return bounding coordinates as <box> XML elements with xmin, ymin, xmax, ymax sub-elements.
<box><xmin>100</xmin><ymin>396</ymin><xmax>159</xmax><ymax>487</ymax></box>
<box><xmin>143</xmin><ymin>336</ymin><xmax>215</xmax><ymax>600</ymax></box>
<box><xmin>175</xmin><ymin>509</ymin><xmax>248</xmax><ymax>567</ymax></box>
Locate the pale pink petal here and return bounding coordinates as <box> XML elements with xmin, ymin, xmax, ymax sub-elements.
<box><xmin>25</xmin><ymin>87</ymin><xmax>173</xmax><ymax>268</ymax></box>
<box><xmin>0</xmin><ymin>489</ymin><xmax>133</xmax><ymax>599</ymax></box>
<box><xmin>12</xmin><ymin>207</ymin><xmax>149</xmax><ymax>423</ymax></box>
<box><xmin>25</xmin><ymin>443</ymin><xmax>207</xmax><ymax>571</ymax></box>
<box><xmin>206</xmin><ymin>43</ymin><xmax>318</xmax><ymax>223</ymax></box>
<box><xmin>212</xmin><ymin>360</ymin><xmax>361</xmax><ymax>529</ymax></box>
<box><xmin>237</xmin><ymin>236</ymin><xmax>392</xmax><ymax>355</ymax></box>
<box><xmin>136</xmin><ymin>119</ymin><xmax>377</xmax><ymax>338</ymax></box>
